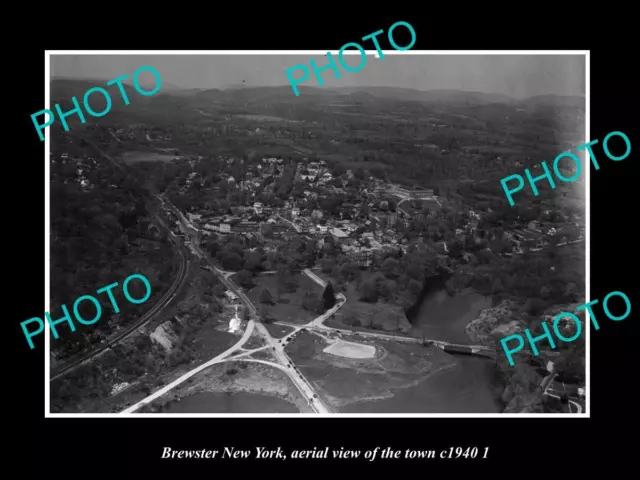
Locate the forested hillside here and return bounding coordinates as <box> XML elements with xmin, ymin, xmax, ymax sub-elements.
<box><xmin>49</xmin><ymin>131</ymin><xmax>177</xmax><ymax>360</ymax></box>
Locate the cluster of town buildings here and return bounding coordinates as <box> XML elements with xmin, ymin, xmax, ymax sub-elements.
<box><xmin>374</xmin><ymin>183</ymin><xmax>435</xmax><ymax>200</ymax></box>
<box><xmin>504</xmin><ymin>218</ymin><xmax>585</xmax><ymax>252</ymax></box>
<box><xmin>170</xmin><ymin>153</ymin><xmax>586</xmax><ymax>264</ymax></box>
<box><xmin>171</xmin><ymin>156</ymin><xmax>433</xmax><ymax>266</ymax></box>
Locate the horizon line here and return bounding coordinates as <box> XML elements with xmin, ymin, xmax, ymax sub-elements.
<box><xmin>49</xmin><ymin>78</ymin><xmax>586</xmax><ymax>100</ymax></box>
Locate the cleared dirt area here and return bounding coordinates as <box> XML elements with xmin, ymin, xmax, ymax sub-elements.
<box><xmin>285</xmin><ymin>331</ymin><xmax>457</xmax><ymax>409</ymax></box>
<box><xmin>324</xmin><ymin>340</ymin><xmax>376</xmax><ymax>359</ymax></box>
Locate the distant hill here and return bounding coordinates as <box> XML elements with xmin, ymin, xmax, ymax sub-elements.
<box><xmin>126</xmin><ymin>78</ymin><xmax>182</xmax><ymax>93</ymax></box>
<box><xmin>328</xmin><ymin>86</ymin><xmax>583</xmax><ymax>109</ymax></box>
<box><xmin>50</xmin><ymin>76</ymin><xmax>183</xmax><ymax>96</ymax></box>
<box><xmin>175</xmin><ymin>85</ymin><xmax>587</xmax><ymax>113</ymax></box>
<box><xmin>191</xmin><ymin>85</ymin><xmax>339</xmax><ymax>104</ymax></box>
<box><xmin>331</xmin><ymin>87</ymin><xmax>516</xmax><ymax>105</ymax></box>
<box><xmin>50</xmin><ymin>78</ymin><xmax>136</xmax><ymax>103</ymax></box>
<box><xmin>159</xmin><ymin>87</ymin><xmax>206</xmax><ymax>97</ymax></box>
<box><xmin>50</xmin><ymin>78</ymin><xmax>159</xmax><ymax>117</ymax></box>
<box><xmin>522</xmin><ymin>94</ymin><xmax>585</xmax><ymax>108</ymax></box>
<box><xmin>50</xmin><ymin>78</ymin><xmax>585</xmax><ymax>112</ymax></box>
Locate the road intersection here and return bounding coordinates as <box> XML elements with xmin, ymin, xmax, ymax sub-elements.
<box><xmin>118</xmin><ymin>196</ymin><xmax>582</xmax><ymax>415</ymax></box>
<box><xmin>122</xmin><ymin>197</ymin><xmax>336</xmax><ymax>413</ymax></box>
<box><xmin>121</xmin><ymin>197</ymin><xmax>499</xmax><ymax>413</ymax></box>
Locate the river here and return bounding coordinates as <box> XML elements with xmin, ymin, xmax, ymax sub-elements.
<box><xmin>344</xmin><ymin>286</ymin><xmax>504</xmax><ymax>413</ymax></box>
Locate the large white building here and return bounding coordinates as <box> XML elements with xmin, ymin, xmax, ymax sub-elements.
<box><xmin>228</xmin><ymin>305</ymin><xmax>241</xmax><ymax>333</ymax></box>
<box><xmin>377</xmin><ymin>183</ymin><xmax>434</xmax><ymax>199</ymax></box>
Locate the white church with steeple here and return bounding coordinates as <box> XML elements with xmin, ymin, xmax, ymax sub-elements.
<box><xmin>228</xmin><ymin>305</ymin><xmax>241</xmax><ymax>333</ymax></box>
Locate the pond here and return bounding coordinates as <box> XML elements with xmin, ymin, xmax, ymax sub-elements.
<box><xmin>342</xmin><ymin>356</ymin><xmax>502</xmax><ymax>413</ymax></box>
<box><xmin>163</xmin><ymin>391</ymin><xmax>299</xmax><ymax>413</ymax></box>
<box><xmin>413</xmin><ymin>289</ymin><xmax>492</xmax><ymax>344</ymax></box>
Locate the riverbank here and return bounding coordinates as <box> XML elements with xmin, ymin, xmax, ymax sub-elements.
<box><xmin>412</xmin><ymin>287</ymin><xmax>492</xmax><ymax>344</ymax></box>
<box><xmin>408</xmin><ymin>285</ymin><xmax>506</xmax><ymax>412</ymax></box>
<box><xmin>465</xmin><ymin>299</ymin><xmax>522</xmax><ymax>346</ymax></box>
<box><xmin>285</xmin><ymin>330</ymin><xmax>461</xmax><ymax>412</ymax></box>
<box><xmin>341</xmin><ymin>356</ymin><xmax>502</xmax><ymax>413</ymax></box>
<box><xmin>138</xmin><ymin>361</ymin><xmax>313</xmax><ymax>413</ymax></box>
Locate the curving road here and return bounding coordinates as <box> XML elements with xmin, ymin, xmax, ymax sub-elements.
<box><xmin>275</xmin><ymin>214</ymin><xmax>301</xmax><ymax>233</ymax></box>
<box><xmin>542</xmin><ymin>373</ymin><xmax>584</xmax><ymax>414</ymax></box>
<box><xmin>120</xmin><ymin>196</ymin><xmax>512</xmax><ymax>414</ymax></box>
<box><xmin>121</xmin><ymin>320</ymin><xmax>256</xmax><ymax>413</ymax></box>
<box><xmin>121</xmin><ymin>197</ymin><xmax>333</xmax><ymax>414</ymax></box>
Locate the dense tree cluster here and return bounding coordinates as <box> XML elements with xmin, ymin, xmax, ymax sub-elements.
<box><xmin>49</xmin><ymin>149</ymin><xmax>176</xmax><ymax>358</ymax></box>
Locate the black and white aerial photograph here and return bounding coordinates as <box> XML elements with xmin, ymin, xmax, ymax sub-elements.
<box><xmin>48</xmin><ymin>52</ymin><xmax>586</xmax><ymax>415</ymax></box>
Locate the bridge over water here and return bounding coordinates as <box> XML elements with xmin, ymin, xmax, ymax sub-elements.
<box><xmin>276</xmin><ymin>319</ymin><xmax>496</xmax><ymax>359</ymax></box>
<box><xmin>425</xmin><ymin>340</ymin><xmax>496</xmax><ymax>358</ymax></box>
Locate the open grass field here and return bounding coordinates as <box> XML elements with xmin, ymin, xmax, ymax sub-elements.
<box><xmin>241</xmin><ymin>332</ymin><xmax>267</xmax><ymax>350</ymax></box>
<box><xmin>246</xmin><ymin>348</ymin><xmax>279</xmax><ymax>362</ymax></box>
<box><xmin>122</xmin><ymin>151</ymin><xmax>177</xmax><ymax>163</ymax></box>
<box><xmin>247</xmin><ymin>273</ymin><xmax>323</xmax><ymax>325</ymax></box>
<box><xmin>317</xmin><ymin>152</ymin><xmax>388</xmax><ymax>171</ymax></box>
<box><xmin>234</xmin><ymin>114</ymin><xmax>299</xmax><ymax>123</ymax></box>
<box><xmin>264</xmin><ymin>323</ymin><xmax>296</xmax><ymax>338</ymax></box>
<box><xmin>284</xmin><ymin>330</ymin><xmax>457</xmax><ymax>410</ymax></box>
<box><xmin>188</xmin><ymin>317</ymin><xmax>239</xmax><ymax>362</ymax></box>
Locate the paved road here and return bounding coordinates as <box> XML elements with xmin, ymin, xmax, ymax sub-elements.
<box><xmin>253</xmin><ymin>321</ymin><xmax>330</xmax><ymax>413</ymax></box>
<box><xmin>275</xmin><ymin>214</ymin><xmax>301</xmax><ymax>233</ymax></box>
<box><xmin>301</xmin><ymin>269</ymin><xmax>492</xmax><ymax>355</ymax></box>
<box><xmin>397</xmin><ymin>198</ymin><xmax>412</xmax><ymax>219</ymax></box>
<box><xmin>541</xmin><ymin>373</ymin><xmax>584</xmax><ymax>414</ymax></box>
<box><xmin>120</xmin><ymin>196</ymin><xmax>516</xmax><ymax>414</ymax></box>
<box><xmin>124</xmin><ymin>197</ymin><xmax>331</xmax><ymax>413</ymax></box>
<box><xmin>121</xmin><ymin>320</ymin><xmax>256</xmax><ymax>413</ymax></box>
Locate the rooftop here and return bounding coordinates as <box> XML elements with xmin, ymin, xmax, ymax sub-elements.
<box><xmin>331</xmin><ymin>228</ymin><xmax>349</xmax><ymax>238</ymax></box>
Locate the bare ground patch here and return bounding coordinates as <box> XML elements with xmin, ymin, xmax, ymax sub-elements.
<box><xmin>324</xmin><ymin>340</ymin><xmax>376</xmax><ymax>359</ymax></box>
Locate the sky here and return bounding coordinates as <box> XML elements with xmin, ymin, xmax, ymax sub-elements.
<box><xmin>51</xmin><ymin>53</ymin><xmax>586</xmax><ymax>99</ymax></box>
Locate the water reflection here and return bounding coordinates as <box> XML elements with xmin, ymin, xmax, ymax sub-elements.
<box><xmin>344</xmin><ymin>287</ymin><xmax>502</xmax><ymax>413</ymax></box>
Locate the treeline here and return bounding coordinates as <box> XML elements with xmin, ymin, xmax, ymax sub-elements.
<box><xmin>320</xmin><ymin>241</ymin><xmax>447</xmax><ymax>313</ymax></box>
<box><xmin>50</xmin><ymin>299</ymin><xmax>221</xmax><ymax>413</ymax></box>
<box><xmin>204</xmin><ymin>234</ymin><xmax>317</xmax><ymax>275</ymax></box>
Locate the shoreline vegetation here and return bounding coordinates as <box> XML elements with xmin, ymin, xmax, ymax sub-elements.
<box><xmin>138</xmin><ymin>361</ymin><xmax>312</xmax><ymax>414</ymax></box>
